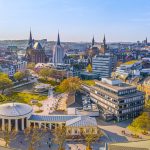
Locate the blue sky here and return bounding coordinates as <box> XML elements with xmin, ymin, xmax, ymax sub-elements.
<box><xmin>0</xmin><ymin>0</ymin><xmax>150</xmax><ymax>42</ymax></box>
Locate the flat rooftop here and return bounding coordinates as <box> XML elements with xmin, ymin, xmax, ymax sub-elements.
<box><xmin>91</xmin><ymin>84</ymin><xmax>143</xmax><ymax>99</ymax></box>
<box><xmin>95</xmin><ymin>78</ymin><xmax>135</xmax><ymax>92</ymax></box>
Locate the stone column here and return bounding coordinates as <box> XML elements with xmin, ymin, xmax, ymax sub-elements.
<box><xmin>27</xmin><ymin>120</ymin><xmax>30</xmax><ymax>128</ymax></box>
<box><xmin>21</xmin><ymin>118</ymin><xmax>24</xmax><ymax>130</ymax></box>
<box><xmin>39</xmin><ymin>122</ymin><xmax>41</xmax><ymax>128</ymax></box>
<box><xmin>59</xmin><ymin>123</ymin><xmax>62</xmax><ymax>129</ymax></box>
<box><xmin>15</xmin><ymin>119</ymin><xmax>18</xmax><ymax>131</ymax></box>
<box><xmin>8</xmin><ymin>119</ymin><xmax>11</xmax><ymax>131</ymax></box>
<box><xmin>49</xmin><ymin>123</ymin><xmax>51</xmax><ymax>130</ymax></box>
<box><xmin>2</xmin><ymin>118</ymin><xmax>5</xmax><ymax>131</ymax></box>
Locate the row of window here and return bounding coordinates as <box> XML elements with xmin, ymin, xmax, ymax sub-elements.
<box><xmin>120</xmin><ymin>95</ymin><xmax>144</xmax><ymax>103</ymax></box>
<box><xmin>119</xmin><ymin>105</ymin><xmax>143</xmax><ymax>114</ymax></box>
<box><xmin>118</xmin><ymin>88</ymin><xmax>136</xmax><ymax>96</ymax></box>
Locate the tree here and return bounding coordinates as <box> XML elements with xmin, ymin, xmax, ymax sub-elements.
<box><xmin>0</xmin><ymin>72</ymin><xmax>9</xmax><ymax>78</ymax></box>
<box><xmin>128</xmin><ymin>112</ymin><xmax>150</xmax><ymax>134</ymax></box>
<box><xmin>36</xmin><ymin>103</ymin><xmax>43</xmax><ymax>111</ymax></box>
<box><xmin>1</xmin><ymin>124</ymin><xmax>17</xmax><ymax>147</ymax></box>
<box><xmin>24</xmin><ymin>126</ymin><xmax>46</xmax><ymax>150</ymax></box>
<box><xmin>0</xmin><ymin>94</ymin><xmax>8</xmax><ymax>103</ymax></box>
<box><xmin>58</xmin><ymin>77</ymin><xmax>82</xmax><ymax>103</ymax></box>
<box><xmin>0</xmin><ymin>76</ymin><xmax>13</xmax><ymax>94</ymax></box>
<box><xmin>27</xmin><ymin>63</ymin><xmax>35</xmax><ymax>70</ymax></box>
<box><xmin>52</xmin><ymin>126</ymin><xmax>66</xmax><ymax>150</ymax></box>
<box><xmin>59</xmin><ymin>77</ymin><xmax>82</xmax><ymax>94</ymax></box>
<box><xmin>14</xmin><ymin>71</ymin><xmax>25</xmax><ymax>82</ymax></box>
<box><xmin>86</xmin><ymin>64</ymin><xmax>92</xmax><ymax>73</ymax></box>
<box><xmin>50</xmin><ymin>69</ymin><xmax>66</xmax><ymax>81</ymax></box>
<box><xmin>38</xmin><ymin>68</ymin><xmax>52</xmax><ymax>81</ymax></box>
<box><xmin>82</xmin><ymin>128</ymin><xmax>102</xmax><ymax>150</ymax></box>
<box><xmin>24</xmin><ymin>70</ymin><xmax>31</xmax><ymax>81</ymax></box>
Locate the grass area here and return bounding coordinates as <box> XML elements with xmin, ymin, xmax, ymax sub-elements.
<box><xmin>83</xmin><ymin>80</ymin><xmax>95</xmax><ymax>86</ymax></box>
<box><xmin>128</xmin><ymin>112</ymin><xmax>150</xmax><ymax>134</ymax></box>
<box><xmin>38</xmin><ymin>78</ymin><xmax>58</xmax><ymax>86</ymax></box>
<box><xmin>2</xmin><ymin>92</ymin><xmax>47</xmax><ymax>104</ymax></box>
<box><xmin>35</xmin><ymin>110</ymin><xmax>43</xmax><ymax>113</ymax></box>
<box><xmin>123</xmin><ymin>60</ymin><xmax>139</xmax><ymax>65</ymax></box>
<box><xmin>54</xmin><ymin>85</ymin><xmax>64</xmax><ymax>93</ymax></box>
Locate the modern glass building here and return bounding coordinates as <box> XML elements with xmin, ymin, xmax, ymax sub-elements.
<box><xmin>92</xmin><ymin>54</ymin><xmax>113</xmax><ymax>79</ymax></box>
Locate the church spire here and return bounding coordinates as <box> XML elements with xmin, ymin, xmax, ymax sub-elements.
<box><xmin>103</xmin><ymin>34</ymin><xmax>106</xmax><ymax>46</ymax></box>
<box><xmin>92</xmin><ymin>36</ymin><xmax>95</xmax><ymax>47</ymax></box>
<box><xmin>146</xmin><ymin>37</ymin><xmax>148</xmax><ymax>44</ymax></box>
<box><xmin>57</xmin><ymin>31</ymin><xmax>60</xmax><ymax>45</ymax></box>
<box><xmin>103</xmin><ymin>34</ymin><xmax>107</xmax><ymax>53</ymax></box>
<box><xmin>28</xmin><ymin>29</ymin><xmax>33</xmax><ymax>48</ymax></box>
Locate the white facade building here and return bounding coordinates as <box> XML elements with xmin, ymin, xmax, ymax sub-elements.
<box><xmin>0</xmin><ymin>103</ymin><xmax>98</xmax><ymax>136</ymax></box>
<box><xmin>53</xmin><ymin>33</ymin><xmax>64</xmax><ymax>65</ymax></box>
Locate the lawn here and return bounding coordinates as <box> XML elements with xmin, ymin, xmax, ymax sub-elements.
<box><xmin>54</xmin><ymin>85</ymin><xmax>64</xmax><ymax>93</ymax></box>
<box><xmin>38</xmin><ymin>78</ymin><xmax>59</xmax><ymax>86</ymax></box>
<box><xmin>5</xmin><ymin>92</ymin><xmax>47</xmax><ymax>104</ymax></box>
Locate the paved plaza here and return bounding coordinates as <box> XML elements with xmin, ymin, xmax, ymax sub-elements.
<box><xmin>97</xmin><ymin>118</ymin><xmax>150</xmax><ymax>143</ymax></box>
<box><xmin>0</xmin><ymin>132</ymin><xmax>105</xmax><ymax>150</ymax></box>
<box><xmin>32</xmin><ymin>92</ymin><xmax>67</xmax><ymax>115</ymax></box>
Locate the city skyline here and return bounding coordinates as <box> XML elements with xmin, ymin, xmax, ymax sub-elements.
<box><xmin>0</xmin><ymin>0</ymin><xmax>150</xmax><ymax>42</ymax></box>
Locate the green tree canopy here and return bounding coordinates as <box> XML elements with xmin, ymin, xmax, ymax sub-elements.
<box><xmin>59</xmin><ymin>77</ymin><xmax>82</xmax><ymax>93</ymax></box>
<box><xmin>14</xmin><ymin>71</ymin><xmax>25</xmax><ymax>82</ymax></box>
<box><xmin>24</xmin><ymin>70</ymin><xmax>30</xmax><ymax>81</ymax></box>
<box><xmin>27</xmin><ymin>62</ymin><xmax>35</xmax><ymax>70</ymax></box>
<box><xmin>0</xmin><ymin>72</ymin><xmax>9</xmax><ymax>78</ymax></box>
<box><xmin>128</xmin><ymin>112</ymin><xmax>150</xmax><ymax>133</ymax></box>
<box><xmin>38</xmin><ymin>68</ymin><xmax>52</xmax><ymax>81</ymax></box>
<box><xmin>0</xmin><ymin>76</ymin><xmax>13</xmax><ymax>94</ymax></box>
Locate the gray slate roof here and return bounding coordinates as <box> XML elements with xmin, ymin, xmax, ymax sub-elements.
<box><xmin>29</xmin><ymin>115</ymin><xmax>79</xmax><ymax>122</ymax></box>
<box><xmin>29</xmin><ymin>115</ymin><xmax>98</xmax><ymax>127</ymax></box>
<box><xmin>0</xmin><ymin>103</ymin><xmax>33</xmax><ymax>117</ymax></box>
<box><xmin>66</xmin><ymin>116</ymin><xmax>97</xmax><ymax>127</ymax></box>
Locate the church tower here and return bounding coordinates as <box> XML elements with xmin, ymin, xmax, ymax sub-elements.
<box><xmin>92</xmin><ymin>36</ymin><xmax>95</xmax><ymax>47</ymax></box>
<box><xmin>53</xmin><ymin>32</ymin><xmax>64</xmax><ymax>65</ymax></box>
<box><xmin>100</xmin><ymin>35</ymin><xmax>108</xmax><ymax>54</ymax></box>
<box><xmin>28</xmin><ymin>29</ymin><xmax>34</xmax><ymax>48</ymax></box>
<box><xmin>145</xmin><ymin>37</ymin><xmax>148</xmax><ymax>45</ymax></box>
<box><xmin>26</xmin><ymin>30</ymin><xmax>46</xmax><ymax>64</ymax></box>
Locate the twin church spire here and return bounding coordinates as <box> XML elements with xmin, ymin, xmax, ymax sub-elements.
<box><xmin>91</xmin><ymin>34</ymin><xmax>106</xmax><ymax>47</ymax></box>
<box><xmin>28</xmin><ymin>30</ymin><xmax>61</xmax><ymax>47</ymax></box>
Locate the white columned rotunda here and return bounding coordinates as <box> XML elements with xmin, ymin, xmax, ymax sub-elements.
<box><xmin>0</xmin><ymin>103</ymin><xmax>33</xmax><ymax>131</ymax></box>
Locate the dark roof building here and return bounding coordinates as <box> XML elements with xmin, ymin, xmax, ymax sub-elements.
<box><xmin>26</xmin><ymin>30</ymin><xmax>47</xmax><ymax>64</ymax></box>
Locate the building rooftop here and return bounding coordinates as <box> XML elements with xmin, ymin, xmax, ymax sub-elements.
<box><xmin>0</xmin><ymin>103</ymin><xmax>33</xmax><ymax>117</ymax></box>
<box><xmin>33</xmin><ymin>42</ymin><xmax>43</xmax><ymax>50</ymax></box>
<box><xmin>95</xmin><ymin>78</ymin><xmax>135</xmax><ymax>92</ymax></box>
<box><xmin>91</xmin><ymin>84</ymin><xmax>143</xmax><ymax>99</ymax></box>
<box><xmin>66</xmin><ymin>116</ymin><xmax>97</xmax><ymax>127</ymax></box>
<box><xmin>29</xmin><ymin>114</ymin><xmax>80</xmax><ymax>122</ymax></box>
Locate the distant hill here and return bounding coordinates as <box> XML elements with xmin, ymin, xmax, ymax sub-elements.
<box><xmin>0</xmin><ymin>40</ymin><xmax>90</xmax><ymax>51</ymax></box>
